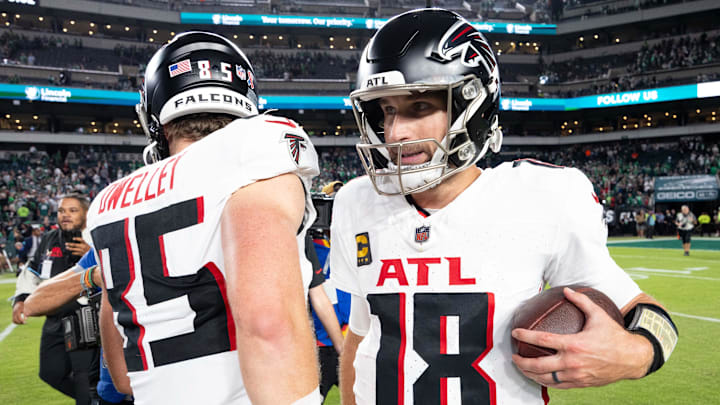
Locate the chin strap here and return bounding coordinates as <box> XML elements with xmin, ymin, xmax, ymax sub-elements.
<box><xmin>488</xmin><ymin>115</ymin><xmax>503</xmax><ymax>153</ymax></box>
<box><xmin>142</xmin><ymin>141</ymin><xmax>159</xmax><ymax>165</ymax></box>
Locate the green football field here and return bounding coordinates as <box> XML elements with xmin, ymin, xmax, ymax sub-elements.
<box><xmin>2</xmin><ymin>237</ymin><xmax>718</xmax><ymax>404</ymax></box>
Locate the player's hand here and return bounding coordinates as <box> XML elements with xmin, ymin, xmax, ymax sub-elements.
<box><xmin>12</xmin><ymin>301</ymin><xmax>27</xmax><ymax>325</ymax></box>
<box><xmin>66</xmin><ymin>237</ymin><xmax>90</xmax><ymax>256</ymax></box>
<box><xmin>511</xmin><ymin>287</ymin><xmax>653</xmax><ymax>389</ymax></box>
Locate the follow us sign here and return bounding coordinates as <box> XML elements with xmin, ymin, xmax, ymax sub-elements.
<box><xmin>570</xmin><ymin>84</ymin><xmax>697</xmax><ymax>110</ymax></box>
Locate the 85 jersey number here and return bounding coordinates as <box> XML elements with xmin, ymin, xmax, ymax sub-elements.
<box><xmin>368</xmin><ymin>292</ymin><xmax>496</xmax><ymax>404</ymax></box>
<box><xmin>91</xmin><ymin>197</ymin><xmax>235</xmax><ymax>372</ymax></box>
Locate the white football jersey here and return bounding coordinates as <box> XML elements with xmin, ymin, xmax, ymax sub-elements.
<box><xmin>330</xmin><ymin>160</ymin><xmax>641</xmax><ymax>405</ymax></box>
<box><xmin>85</xmin><ymin>114</ymin><xmax>318</xmax><ymax>405</ymax></box>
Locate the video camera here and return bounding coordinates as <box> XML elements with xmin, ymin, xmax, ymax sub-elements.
<box><xmin>310</xmin><ymin>193</ymin><xmax>334</xmax><ymax>233</ymax></box>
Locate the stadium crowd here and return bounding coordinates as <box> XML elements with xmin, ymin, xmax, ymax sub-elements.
<box><xmin>0</xmin><ymin>136</ymin><xmax>717</xmax><ymax>266</ymax></box>
<box><xmin>535</xmin><ymin>32</ymin><xmax>720</xmax><ymax>98</ymax></box>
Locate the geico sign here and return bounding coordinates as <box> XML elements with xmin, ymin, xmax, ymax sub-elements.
<box><xmin>657</xmin><ymin>191</ymin><xmax>695</xmax><ymax>200</ymax></box>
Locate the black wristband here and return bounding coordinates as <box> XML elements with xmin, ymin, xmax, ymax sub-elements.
<box><xmin>625</xmin><ymin>304</ymin><xmax>678</xmax><ymax>376</ymax></box>
<box><xmin>13</xmin><ymin>293</ymin><xmax>29</xmax><ymax>306</ymax></box>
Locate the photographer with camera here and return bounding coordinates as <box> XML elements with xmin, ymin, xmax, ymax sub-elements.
<box><xmin>11</xmin><ymin>193</ymin><xmax>100</xmax><ymax>405</ymax></box>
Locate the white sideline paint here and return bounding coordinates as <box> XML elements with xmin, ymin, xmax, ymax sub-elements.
<box><xmin>626</xmin><ymin>266</ymin><xmax>719</xmax><ymax>281</ymax></box>
<box><xmin>670</xmin><ymin>312</ymin><xmax>720</xmax><ymax>323</ymax></box>
<box><xmin>0</xmin><ymin>323</ymin><xmax>17</xmax><ymax>343</ymax></box>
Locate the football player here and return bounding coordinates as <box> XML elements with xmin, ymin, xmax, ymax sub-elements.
<box><xmin>84</xmin><ymin>32</ymin><xmax>321</xmax><ymax>404</ymax></box>
<box><xmin>331</xmin><ymin>9</ymin><xmax>679</xmax><ymax>404</ymax></box>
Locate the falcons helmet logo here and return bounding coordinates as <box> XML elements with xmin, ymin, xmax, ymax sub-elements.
<box><xmin>283</xmin><ymin>133</ymin><xmax>307</xmax><ymax>165</ymax></box>
<box><xmin>436</xmin><ymin>21</ymin><xmax>497</xmax><ymax>72</ymax></box>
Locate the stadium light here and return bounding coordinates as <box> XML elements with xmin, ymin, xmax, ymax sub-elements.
<box><xmin>70</xmin><ymin>20</ymin><xmax>75</xmax><ymax>25</ymax></box>
<box><xmin>33</xmin><ymin>115</ymin><xmax>38</xmax><ymax>120</ymax></box>
<box><xmin>262</xmin><ymin>35</ymin><xmax>267</xmax><ymax>39</ymax></box>
<box><xmin>153</xmin><ymin>29</ymin><xmax>158</xmax><ymax>34</ymax></box>
<box><xmin>14</xmin><ymin>119</ymin><xmax>19</xmax><ymax>124</ymax></box>
<box><xmin>349</xmin><ymin>45</ymin><xmax>354</xmax><ymax>49</ymax></box>
<box><xmin>673</xmin><ymin>114</ymin><xmax>677</xmax><ymax>119</ymax></box>
<box><xmin>249</xmin><ymin>34</ymin><xmax>254</xmax><ymax>39</ymax></box>
<box><xmin>594</xmin><ymin>34</ymin><xmax>599</xmax><ymax>39</ymax></box>
<box><xmin>278</xmin><ymin>35</ymin><xmax>283</xmax><ymax>40</ymax></box>
<box><xmin>91</xmin><ymin>121</ymin><xmax>96</xmax><ymax>125</ymax></box>
<box><xmin>149</xmin><ymin>38</ymin><xmax>154</xmax><ymax>42</ymax></box>
<box><xmin>106</xmin><ymin>24</ymin><xmax>111</xmax><ymax>29</ymax></box>
<box><xmin>15</xmin><ymin>14</ymin><xmax>20</xmax><ymax>19</ymax></box>
<box><xmin>297</xmin><ymin>44</ymin><xmax>302</xmax><ymax>48</ymax></box>
<box><xmin>1</xmin><ymin>13</ymin><xmax>5</xmax><ymax>17</ymax></box>
<box><xmin>90</xmin><ymin>22</ymin><xmax>95</xmax><ymax>27</ymax></box>
<box><xmin>346</xmin><ymin>37</ymin><xmax>351</xmax><ymax>42</ymax></box>
<box><xmin>89</xmin><ymin>31</ymin><xmax>93</xmax><ymax>35</ymax></box>
<box><xmin>579</xmin><ymin>36</ymin><xmax>584</xmax><ymax>42</ymax></box>
<box><xmin>4</xmin><ymin>114</ymin><xmax>10</xmax><ymax>119</ymax></box>
<box><xmin>125</xmin><ymin>26</ymin><xmax>130</xmax><ymax>31</ymax></box>
<box><xmin>615</xmin><ymin>38</ymin><xmax>620</xmax><ymax>43</ymax></box>
<box><xmin>329</xmin><ymin>37</ymin><xmax>334</xmax><ymax>41</ymax></box>
<box><xmin>5</xmin><ymin>22</ymin><xmax>9</xmax><ymax>27</ymax></box>
<box><xmin>329</xmin><ymin>45</ymin><xmax>334</xmax><ymax>49</ymax></box>
<box><xmin>38</xmin><ymin>16</ymin><xmax>43</xmax><ymax>21</ymax></box>
<box><xmin>233</xmin><ymin>34</ymin><xmax>237</xmax><ymax>39</ymax></box>
<box><xmin>696</xmin><ymin>109</ymin><xmax>701</xmax><ymax>114</ymax></box>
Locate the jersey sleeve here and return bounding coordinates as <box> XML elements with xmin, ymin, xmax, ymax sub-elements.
<box><xmin>329</xmin><ymin>185</ymin><xmax>363</xmax><ymax>297</ymax></box>
<box><xmin>545</xmin><ymin>168</ymin><xmax>641</xmax><ymax>310</ymax></box>
<box><xmin>219</xmin><ymin>115</ymin><xmax>319</xmax><ymax>193</ymax></box>
<box><xmin>211</xmin><ymin>114</ymin><xmax>320</xmax><ymax>231</ymax></box>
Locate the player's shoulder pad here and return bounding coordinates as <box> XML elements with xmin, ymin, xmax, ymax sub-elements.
<box><xmin>333</xmin><ymin>176</ymin><xmax>374</xmax><ymax>207</ymax></box>
<box><xmin>331</xmin><ymin>176</ymin><xmax>373</xmax><ymax>223</ymax></box>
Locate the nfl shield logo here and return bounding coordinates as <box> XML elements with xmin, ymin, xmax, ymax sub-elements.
<box><xmin>415</xmin><ymin>225</ymin><xmax>430</xmax><ymax>243</ymax></box>
<box><xmin>236</xmin><ymin>65</ymin><xmax>246</xmax><ymax>80</ymax></box>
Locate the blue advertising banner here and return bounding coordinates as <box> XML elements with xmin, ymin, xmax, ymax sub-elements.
<box><xmin>1</xmin><ymin>80</ymin><xmax>718</xmax><ymax>110</ymax></box>
<box><xmin>0</xmin><ymin>83</ymin><xmax>138</xmax><ymax>105</ymax></box>
<box><xmin>180</xmin><ymin>13</ymin><xmax>557</xmax><ymax>35</ymax></box>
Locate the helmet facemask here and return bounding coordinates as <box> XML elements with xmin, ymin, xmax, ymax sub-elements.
<box><xmin>351</xmin><ymin>74</ymin><xmax>502</xmax><ymax>196</ymax></box>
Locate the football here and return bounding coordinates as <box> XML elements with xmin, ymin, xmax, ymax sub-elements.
<box><xmin>512</xmin><ymin>285</ymin><xmax>625</xmax><ymax>358</ymax></box>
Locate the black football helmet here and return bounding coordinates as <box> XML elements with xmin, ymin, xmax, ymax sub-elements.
<box><xmin>137</xmin><ymin>31</ymin><xmax>259</xmax><ymax>163</ymax></box>
<box><xmin>350</xmin><ymin>8</ymin><xmax>502</xmax><ymax>195</ymax></box>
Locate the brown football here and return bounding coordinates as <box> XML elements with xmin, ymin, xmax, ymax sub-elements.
<box><xmin>512</xmin><ymin>285</ymin><xmax>624</xmax><ymax>358</ymax></box>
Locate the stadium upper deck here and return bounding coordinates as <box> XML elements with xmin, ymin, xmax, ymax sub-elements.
<box><xmin>0</xmin><ymin>0</ymin><xmax>717</xmax><ymax>143</ymax></box>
